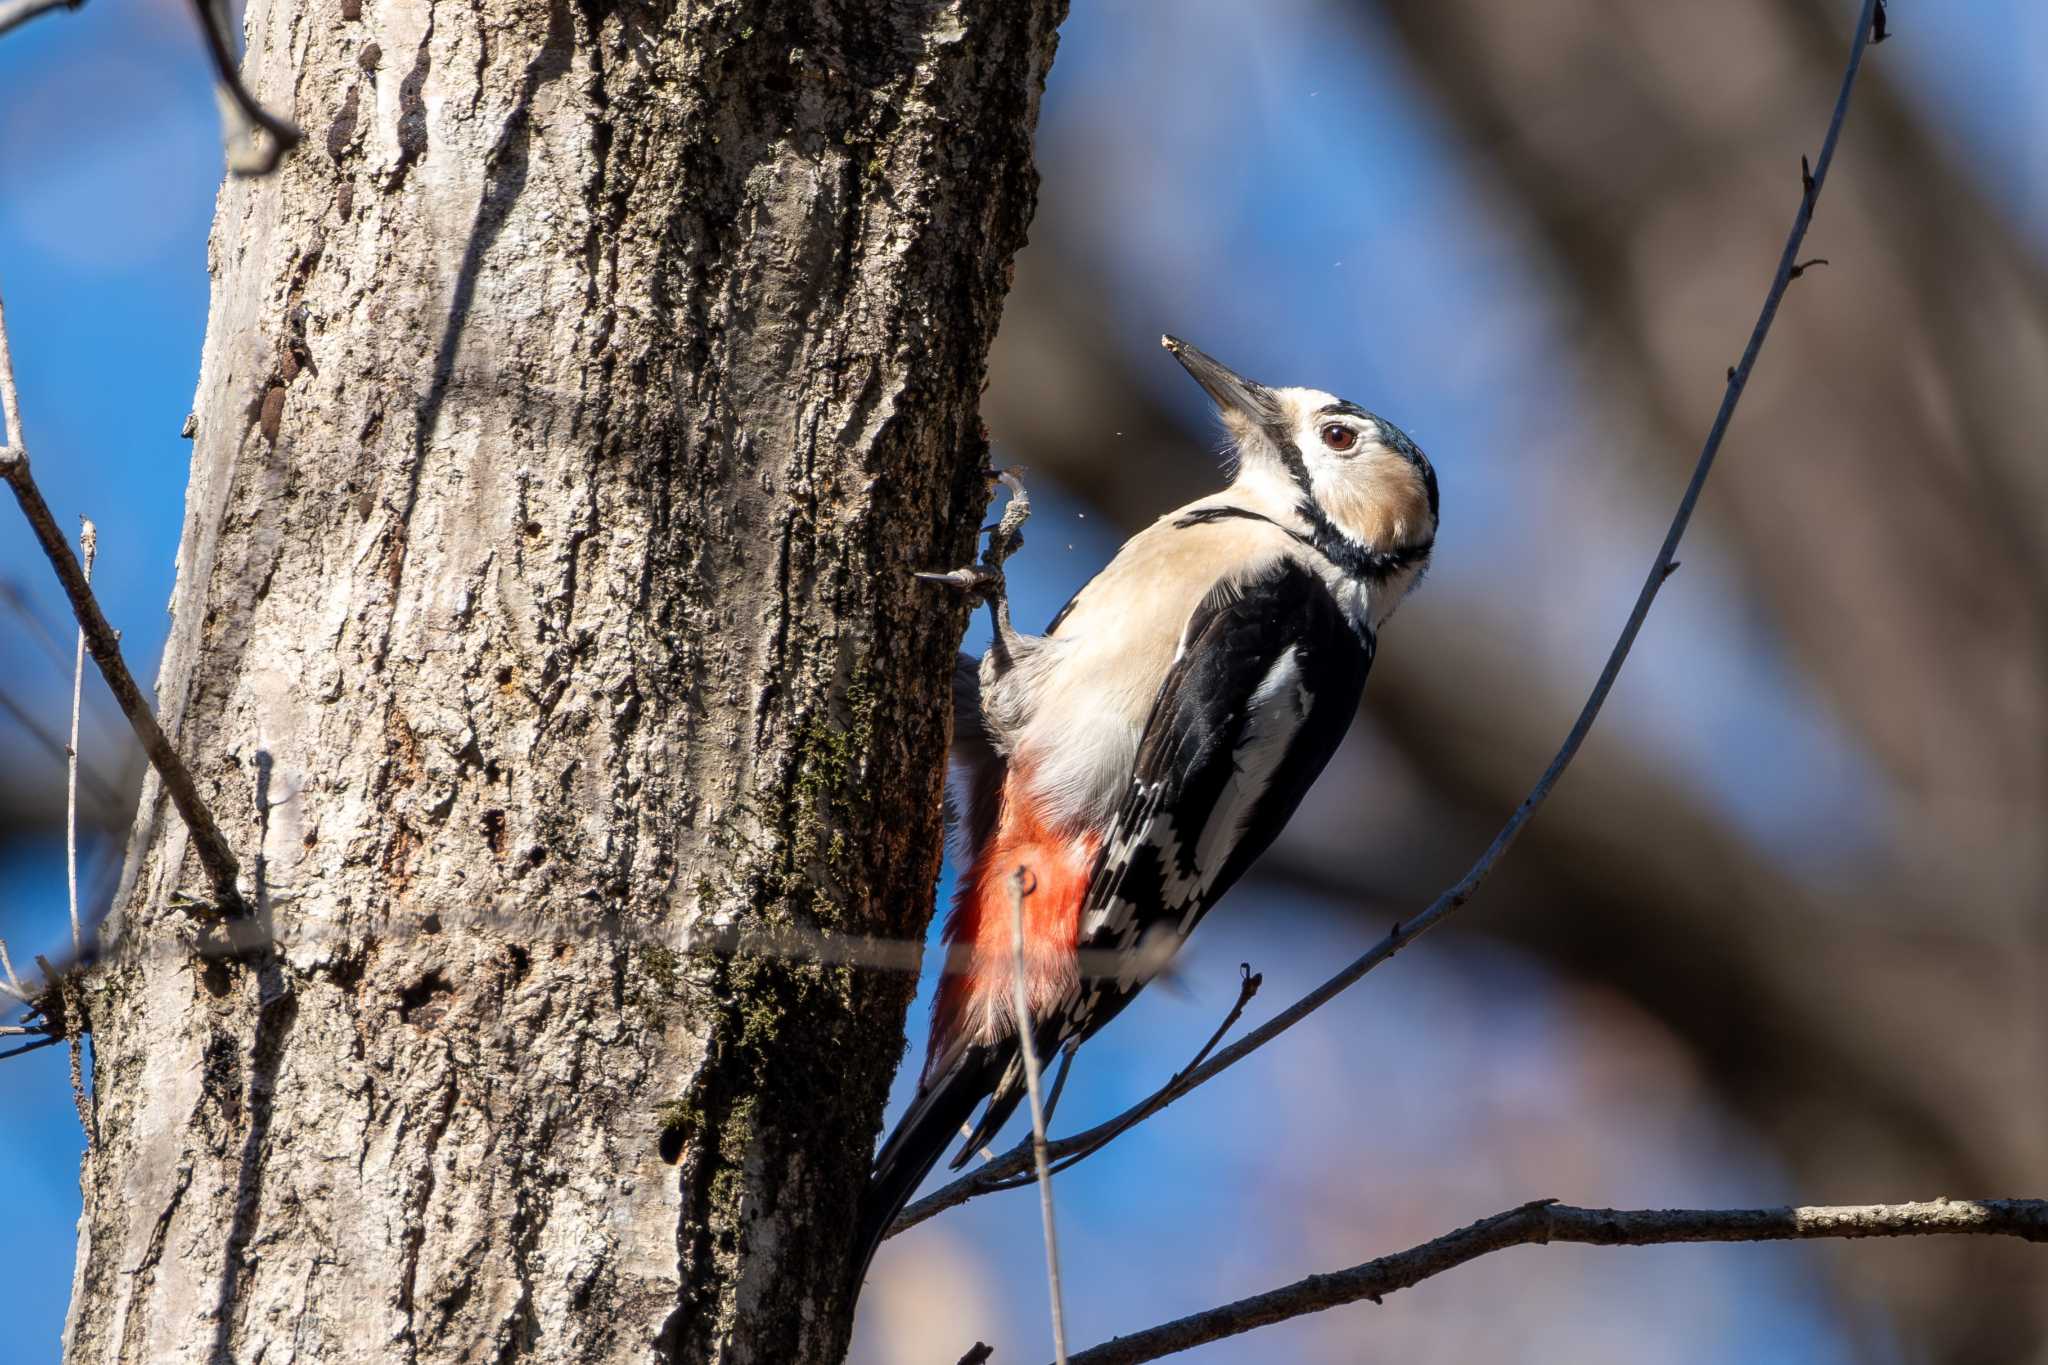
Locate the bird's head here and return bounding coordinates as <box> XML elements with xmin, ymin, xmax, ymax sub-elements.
<box><xmin>1163</xmin><ymin>335</ymin><xmax>1437</xmax><ymax>563</ymax></box>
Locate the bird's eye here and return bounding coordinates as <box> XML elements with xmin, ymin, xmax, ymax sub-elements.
<box><xmin>1320</xmin><ymin>424</ymin><xmax>1358</xmax><ymax>453</ymax></box>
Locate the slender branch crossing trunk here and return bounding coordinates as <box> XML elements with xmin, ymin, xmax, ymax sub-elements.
<box><xmin>62</xmin><ymin>2</ymin><xmax>1064</xmax><ymax>1360</ymax></box>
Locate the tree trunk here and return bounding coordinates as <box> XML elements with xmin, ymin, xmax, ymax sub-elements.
<box><xmin>62</xmin><ymin>2</ymin><xmax>1063</xmax><ymax>1361</ymax></box>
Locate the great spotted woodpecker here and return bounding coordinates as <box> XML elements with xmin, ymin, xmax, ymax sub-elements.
<box><xmin>856</xmin><ymin>336</ymin><xmax>1437</xmax><ymax>1276</ymax></box>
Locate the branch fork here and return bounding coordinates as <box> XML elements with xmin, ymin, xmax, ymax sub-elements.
<box><xmin>0</xmin><ymin>956</ymin><xmax>78</xmax><ymax>1062</ymax></box>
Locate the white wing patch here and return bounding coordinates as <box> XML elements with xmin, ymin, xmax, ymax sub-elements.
<box><xmin>1074</xmin><ymin>648</ymin><xmax>1311</xmax><ymax>997</ymax></box>
<box><xmin>1180</xmin><ymin>647</ymin><xmax>1308</xmax><ymax>932</ymax></box>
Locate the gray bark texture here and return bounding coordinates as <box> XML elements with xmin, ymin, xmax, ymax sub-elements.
<box><xmin>61</xmin><ymin>2</ymin><xmax>1065</xmax><ymax>1362</ymax></box>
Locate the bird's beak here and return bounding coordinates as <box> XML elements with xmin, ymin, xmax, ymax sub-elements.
<box><xmin>1161</xmin><ymin>335</ymin><xmax>1281</xmax><ymax>427</ymax></box>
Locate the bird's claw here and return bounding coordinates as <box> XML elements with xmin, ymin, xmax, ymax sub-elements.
<box><xmin>915</xmin><ymin>468</ymin><xmax>1029</xmax><ymax>609</ymax></box>
<box><xmin>915</xmin><ymin>566</ymin><xmax>1002</xmax><ymax>595</ymax></box>
<box><xmin>918</xmin><ymin>467</ymin><xmax>1031</xmax><ymax>664</ymax></box>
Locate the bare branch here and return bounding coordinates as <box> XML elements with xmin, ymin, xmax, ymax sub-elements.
<box><xmin>959</xmin><ymin>965</ymin><xmax>1265</xmax><ymax>1207</ymax></box>
<box><xmin>1061</xmin><ymin>1198</ymin><xmax>2048</xmax><ymax>1365</ymax></box>
<box><xmin>896</xmin><ymin>0</ymin><xmax>1885</xmax><ymax>1236</ymax></box>
<box><xmin>1</xmin><ymin>0</ymin><xmax>297</xmax><ymax>170</ymax></box>
<box><xmin>1039</xmin><ymin>1039</ymin><xmax>1077</xmax><ymax>1129</ymax></box>
<box><xmin>1035</xmin><ymin>964</ymin><xmax>1258</xmax><ymax>1180</ymax></box>
<box><xmin>188</xmin><ymin>0</ymin><xmax>302</xmax><ymax>176</ymax></box>
<box><xmin>0</xmin><ymin>935</ymin><xmax>26</xmax><ymax>1002</ymax></box>
<box><xmin>895</xmin><ymin>964</ymin><xmax>1261</xmax><ymax>1229</ymax></box>
<box><xmin>0</xmin><ymin>0</ymin><xmax>80</xmax><ymax>38</ymax></box>
<box><xmin>67</xmin><ymin>517</ymin><xmax>95</xmax><ymax>954</ymax></box>
<box><xmin>1009</xmin><ymin>868</ymin><xmax>1069</xmax><ymax>1365</ymax></box>
<box><xmin>0</xmin><ymin>282</ymin><xmax>247</xmax><ymax>915</ymax></box>
<box><xmin>0</xmin><ymin>1034</ymin><xmax>63</xmax><ymax>1061</ymax></box>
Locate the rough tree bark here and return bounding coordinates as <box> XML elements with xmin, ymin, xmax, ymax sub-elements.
<box><xmin>61</xmin><ymin>2</ymin><xmax>1064</xmax><ymax>1362</ymax></box>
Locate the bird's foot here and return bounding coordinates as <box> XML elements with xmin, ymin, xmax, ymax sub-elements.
<box><xmin>914</xmin><ymin>564</ymin><xmax>1003</xmax><ymax>597</ymax></box>
<box><xmin>917</xmin><ymin>468</ymin><xmax>1032</xmax><ymax>659</ymax></box>
<box><xmin>982</xmin><ymin>467</ymin><xmax>1030</xmax><ymax>573</ymax></box>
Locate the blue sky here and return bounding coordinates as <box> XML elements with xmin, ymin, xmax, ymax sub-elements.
<box><xmin>2</xmin><ymin>2</ymin><xmax>2039</xmax><ymax>1360</ymax></box>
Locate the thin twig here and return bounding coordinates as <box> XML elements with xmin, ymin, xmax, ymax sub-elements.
<box><xmin>62</xmin><ymin>522</ymin><xmax>97</xmax><ymax>1135</ymax></box>
<box><xmin>0</xmin><ymin>282</ymin><xmax>247</xmax><ymax>915</ymax></box>
<box><xmin>0</xmin><ymin>0</ymin><xmax>80</xmax><ymax>38</ymax></box>
<box><xmin>0</xmin><ymin>284</ymin><xmax>19</xmax><ymax>453</ymax></box>
<box><xmin>898</xmin><ymin>963</ymin><xmax>1264</xmax><ymax>1227</ymax></box>
<box><xmin>896</xmin><ymin>0</ymin><xmax>1882</xmax><ymax>1237</ymax></box>
<box><xmin>1060</xmin><ymin>1198</ymin><xmax>2048</xmax><ymax>1365</ymax></box>
<box><xmin>0</xmin><ymin>936</ymin><xmax>26</xmax><ymax>1002</ymax></box>
<box><xmin>0</xmin><ymin>1035</ymin><xmax>63</xmax><ymax>1061</ymax></box>
<box><xmin>1</xmin><ymin>0</ymin><xmax>298</xmax><ymax>170</ymax></box>
<box><xmin>67</xmin><ymin>517</ymin><xmax>94</xmax><ymax>954</ymax></box>
<box><xmin>968</xmin><ymin>965</ymin><xmax>1263</xmax><ymax>1201</ymax></box>
<box><xmin>1009</xmin><ymin>868</ymin><xmax>1069</xmax><ymax>1365</ymax></box>
<box><xmin>1036</xmin><ymin>964</ymin><xmax>1259</xmax><ymax>1179</ymax></box>
<box><xmin>189</xmin><ymin>0</ymin><xmax>302</xmax><ymax>176</ymax></box>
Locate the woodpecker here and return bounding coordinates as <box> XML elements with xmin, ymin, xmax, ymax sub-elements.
<box><xmin>856</xmin><ymin>336</ymin><xmax>1437</xmax><ymax>1278</ymax></box>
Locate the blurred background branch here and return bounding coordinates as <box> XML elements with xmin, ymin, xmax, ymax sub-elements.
<box><xmin>187</xmin><ymin>0</ymin><xmax>300</xmax><ymax>174</ymax></box>
<box><xmin>0</xmin><ymin>0</ymin><xmax>300</xmax><ymax>171</ymax></box>
<box><xmin>0</xmin><ymin>0</ymin><xmax>79</xmax><ymax>40</ymax></box>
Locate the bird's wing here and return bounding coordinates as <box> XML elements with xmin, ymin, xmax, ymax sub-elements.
<box><xmin>954</xmin><ymin>556</ymin><xmax>1374</xmax><ymax>1155</ymax></box>
<box><xmin>1061</xmin><ymin>555</ymin><xmax>1374</xmax><ymax>1040</ymax></box>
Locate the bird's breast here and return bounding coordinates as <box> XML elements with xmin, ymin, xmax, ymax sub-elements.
<box><xmin>1009</xmin><ymin>657</ymin><xmax>1148</xmax><ymax>832</ymax></box>
<box><xmin>1009</xmin><ymin>517</ymin><xmax>1300</xmax><ymax>831</ymax></box>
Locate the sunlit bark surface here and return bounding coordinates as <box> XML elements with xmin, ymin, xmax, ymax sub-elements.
<box><xmin>63</xmin><ymin>3</ymin><xmax>1064</xmax><ymax>1361</ymax></box>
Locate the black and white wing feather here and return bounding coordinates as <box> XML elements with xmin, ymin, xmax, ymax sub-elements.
<box><xmin>1062</xmin><ymin>556</ymin><xmax>1373</xmax><ymax>1039</ymax></box>
<box><xmin>955</xmin><ymin>556</ymin><xmax>1374</xmax><ymax>1155</ymax></box>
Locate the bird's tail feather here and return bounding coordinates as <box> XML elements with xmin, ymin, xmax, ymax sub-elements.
<box><xmin>852</xmin><ymin>1043</ymin><xmax>1005</xmax><ymax>1289</ymax></box>
<box><xmin>950</xmin><ymin>1011</ymin><xmax>1066</xmax><ymax>1167</ymax></box>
